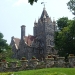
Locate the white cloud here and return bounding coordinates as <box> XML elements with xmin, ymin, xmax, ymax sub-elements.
<box><xmin>13</xmin><ymin>0</ymin><xmax>28</xmax><ymax>7</ymax></box>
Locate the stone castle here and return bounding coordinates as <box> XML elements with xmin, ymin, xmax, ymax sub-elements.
<box><xmin>1</xmin><ymin>7</ymin><xmax>75</xmax><ymax>73</ymax></box>
<box><xmin>10</xmin><ymin>7</ymin><xmax>57</xmax><ymax>60</ymax></box>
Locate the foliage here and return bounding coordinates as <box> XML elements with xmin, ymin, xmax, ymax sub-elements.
<box><xmin>0</xmin><ymin>32</ymin><xmax>11</xmax><ymax>53</ymax></box>
<box><xmin>0</xmin><ymin>32</ymin><xmax>20</xmax><ymax>64</ymax></box>
<box><xmin>14</xmin><ymin>68</ymin><xmax>75</xmax><ymax>75</ymax></box>
<box><xmin>28</xmin><ymin>0</ymin><xmax>38</xmax><ymax>5</ymax></box>
<box><xmin>54</xmin><ymin>17</ymin><xmax>75</xmax><ymax>56</ymax></box>
<box><xmin>67</xmin><ymin>0</ymin><xmax>75</xmax><ymax>15</ymax></box>
<box><xmin>0</xmin><ymin>32</ymin><xmax>12</xmax><ymax>62</ymax></box>
<box><xmin>0</xmin><ymin>48</ymin><xmax>12</xmax><ymax>61</ymax></box>
<box><xmin>57</xmin><ymin>17</ymin><xmax>69</xmax><ymax>30</ymax></box>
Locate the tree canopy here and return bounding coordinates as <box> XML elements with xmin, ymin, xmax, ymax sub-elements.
<box><xmin>57</xmin><ymin>17</ymin><xmax>68</xmax><ymax>30</ymax></box>
<box><xmin>67</xmin><ymin>0</ymin><xmax>75</xmax><ymax>15</ymax></box>
<box><xmin>0</xmin><ymin>32</ymin><xmax>11</xmax><ymax>53</ymax></box>
<box><xmin>28</xmin><ymin>0</ymin><xmax>38</xmax><ymax>5</ymax></box>
<box><xmin>54</xmin><ymin>17</ymin><xmax>75</xmax><ymax>56</ymax></box>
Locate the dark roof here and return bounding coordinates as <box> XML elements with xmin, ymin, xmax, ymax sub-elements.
<box><xmin>39</xmin><ymin>8</ymin><xmax>52</xmax><ymax>23</ymax></box>
<box><xmin>40</xmin><ymin>8</ymin><xmax>49</xmax><ymax>19</ymax></box>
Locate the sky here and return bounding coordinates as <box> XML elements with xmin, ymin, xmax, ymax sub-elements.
<box><xmin>0</xmin><ymin>0</ymin><xmax>74</xmax><ymax>44</ymax></box>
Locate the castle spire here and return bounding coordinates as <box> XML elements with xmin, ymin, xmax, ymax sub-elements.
<box><xmin>43</xmin><ymin>3</ymin><xmax>45</xmax><ymax>10</ymax></box>
<box><xmin>40</xmin><ymin>2</ymin><xmax>49</xmax><ymax>20</ymax></box>
<box><xmin>34</xmin><ymin>19</ymin><xmax>37</xmax><ymax>26</ymax></box>
<box><xmin>34</xmin><ymin>18</ymin><xmax>36</xmax><ymax>23</ymax></box>
<box><xmin>41</xmin><ymin>1</ymin><xmax>46</xmax><ymax>10</ymax></box>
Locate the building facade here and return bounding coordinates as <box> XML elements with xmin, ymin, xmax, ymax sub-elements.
<box><xmin>10</xmin><ymin>8</ymin><xmax>57</xmax><ymax>60</ymax></box>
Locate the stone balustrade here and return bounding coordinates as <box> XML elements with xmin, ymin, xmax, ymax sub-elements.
<box><xmin>68</xmin><ymin>56</ymin><xmax>75</xmax><ymax>67</ymax></box>
<box><xmin>29</xmin><ymin>59</ymin><xmax>39</xmax><ymax>69</ymax></box>
<box><xmin>45</xmin><ymin>58</ymin><xmax>54</xmax><ymax>68</ymax></box>
<box><xmin>0</xmin><ymin>62</ymin><xmax>8</xmax><ymax>71</ymax></box>
<box><xmin>0</xmin><ymin>56</ymin><xmax>75</xmax><ymax>72</ymax></box>
<box><xmin>10</xmin><ymin>61</ymin><xmax>18</xmax><ymax>68</ymax></box>
<box><xmin>20</xmin><ymin>60</ymin><xmax>28</xmax><ymax>70</ymax></box>
<box><xmin>57</xmin><ymin>57</ymin><xmax>65</xmax><ymax>67</ymax></box>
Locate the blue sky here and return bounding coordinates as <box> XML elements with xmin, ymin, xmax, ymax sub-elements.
<box><xmin>0</xmin><ymin>0</ymin><xmax>74</xmax><ymax>44</ymax></box>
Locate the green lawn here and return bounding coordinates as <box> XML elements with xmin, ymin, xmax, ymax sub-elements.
<box><xmin>0</xmin><ymin>68</ymin><xmax>75</xmax><ymax>75</ymax></box>
<box><xmin>14</xmin><ymin>68</ymin><xmax>75</xmax><ymax>75</ymax></box>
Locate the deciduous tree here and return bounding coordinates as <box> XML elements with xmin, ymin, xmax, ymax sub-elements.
<box><xmin>67</xmin><ymin>0</ymin><xmax>75</xmax><ymax>15</ymax></box>
<box><xmin>57</xmin><ymin>17</ymin><xmax>68</xmax><ymax>30</ymax></box>
<box><xmin>54</xmin><ymin>18</ymin><xmax>75</xmax><ymax>56</ymax></box>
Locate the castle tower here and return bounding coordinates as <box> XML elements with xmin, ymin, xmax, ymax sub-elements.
<box><xmin>21</xmin><ymin>25</ymin><xmax>26</xmax><ymax>40</ymax></box>
<box><xmin>53</xmin><ymin>18</ymin><xmax>57</xmax><ymax>32</ymax></box>
<box><xmin>33</xmin><ymin>19</ymin><xmax>38</xmax><ymax>37</ymax></box>
<box><xmin>33</xmin><ymin>6</ymin><xmax>57</xmax><ymax>60</ymax></box>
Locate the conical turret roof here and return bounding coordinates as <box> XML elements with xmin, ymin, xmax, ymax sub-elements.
<box><xmin>40</xmin><ymin>8</ymin><xmax>49</xmax><ymax>19</ymax></box>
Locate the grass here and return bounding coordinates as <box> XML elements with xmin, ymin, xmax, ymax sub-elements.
<box><xmin>13</xmin><ymin>68</ymin><xmax>75</xmax><ymax>75</ymax></box>
<box><xmin>0</xmin><ymin>68</ymin><xmax>75</xmax><ymax>75</ymax></box>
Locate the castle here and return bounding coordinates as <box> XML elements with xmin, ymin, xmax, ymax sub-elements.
<box><xmin>10</xmin><ymin>7</ymin><xmax>57</xmax><ymax>60</ymax></box>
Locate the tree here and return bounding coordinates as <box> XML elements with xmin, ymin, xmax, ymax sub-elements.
<box><xmin>0</xmin><ymin>32</ymin><xmax>10</xmax><ymax>53</ymax></box>
<box><xmin>0</xmin><ymin>32</ymin><xmax>12</xmax><ymax>61</ymax></box>
<box><xmin>54</xmin><ymin>18</ymin><xmax>75</xmax><ymax>56</ymax></box>
<box><xmin>67</xmin><ymin>0</ymin><xmax>75</xmax><ymax>15</ymax></box>
<box><xmin>28</xmin><ymin>0</ymin><xmax>38</xmax><ymax>5</ymax></box>
<box><xmin>57</xmin><ymin>17</ymin><xmax>68</xmax><ymax>30</ymax></box>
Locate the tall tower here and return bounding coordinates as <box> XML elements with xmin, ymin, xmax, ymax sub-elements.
<box><xmin>33</xmin><ymin>19</ymin><xmax>38</xmax><ymax>37</ymax></box>
<box><xmin>33</xmin><ymin>6</ymin><xmax>57</xmax><ymax>59</ymax></box>
<box><xmin>21</xmin><ymin>25</ymin><xmax>26</xmax><ymax>40</ymax></box>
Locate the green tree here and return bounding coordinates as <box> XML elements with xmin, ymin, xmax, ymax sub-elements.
<box><xmin>54</xmin><ymin>18</ymin><xmax>75</xmax><ymax>56</ymax></box>
<box><xmin>0</xmin><ymin>32</ymin><xmax>12</xmax><ymax>61</ymax></box>
<box><xmin>57</xmin><ymin>17</ymin><xmax>68</xmax><ymax>30</ymax></box>
<box><xmin>28</xmin><ymin>0</ymin><xmax>38</xmax><ymax>5</ymax></box>
<box><xmin>67</xmin><ymin>0</ymin><xmax>75</xmax><ymax>15</ymax></box>
<box><xmin>0</xmin><ymin>32</ymin><xmax>10</xmax><ymax>53</ymax></box>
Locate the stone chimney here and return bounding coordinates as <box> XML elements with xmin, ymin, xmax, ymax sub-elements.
<box><xmin>21</xmin><ymin>25</ymin><xmax>26</xmax><ymax>40</ymax></box>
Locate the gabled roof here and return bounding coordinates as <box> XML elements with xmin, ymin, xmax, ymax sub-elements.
<box><xmin>14</xmin><ymin>38</ymin><xmax>20</xmax><ymax>47</ymax></box>
<box><xmin>11</xmin><ymin>35</ymin><xmax>35</xmax><ymax>48</ymax></box>
<box><xmin>25</xmin><ymin>35</ymin><xmax>35</xmax><ymax>46</ymax></box>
